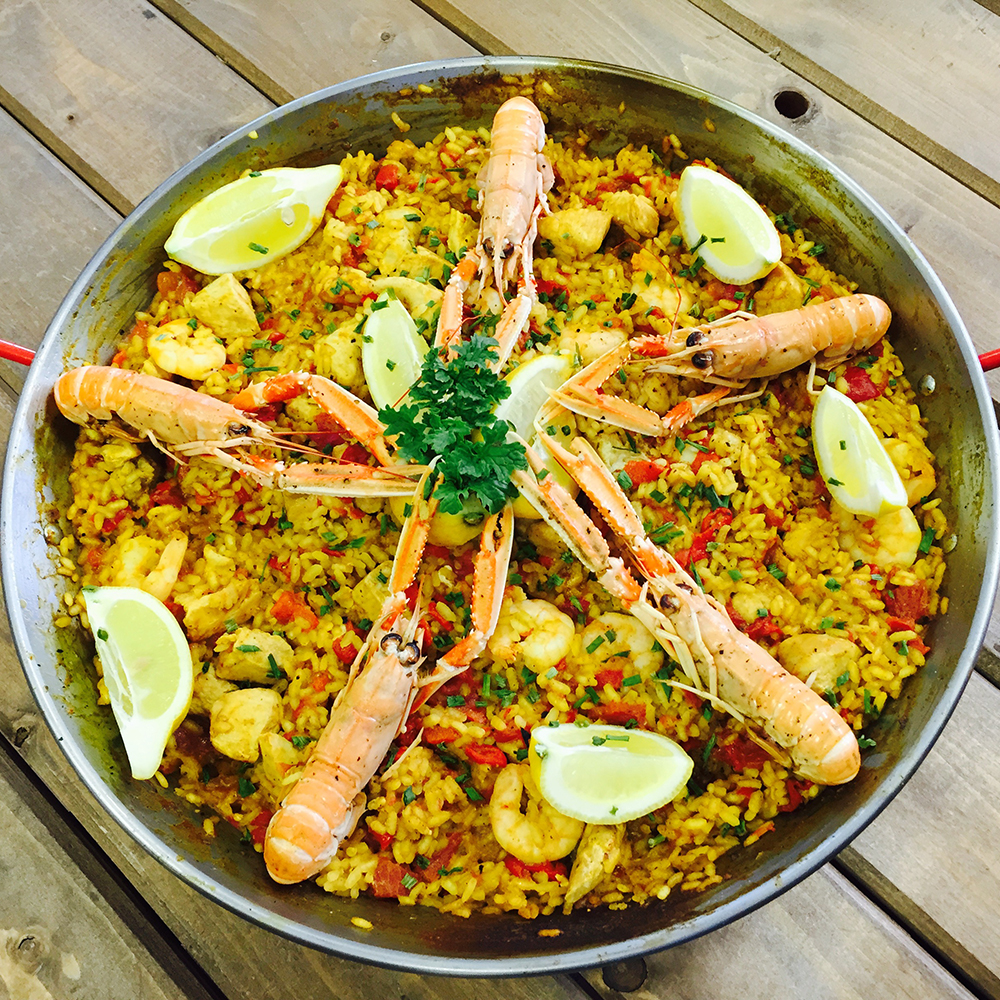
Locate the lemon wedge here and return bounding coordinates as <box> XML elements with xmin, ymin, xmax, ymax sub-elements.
<box><xmin>675</xmin><ymin>164</ymin><xmax>781</xmax><ymax>285</ymax></box>
<box><xmin>812</xmin><ymin>384</ymin><xmax>908</xmax><ymax>517</ymax></box>
<box><xmin>164</xmin><ymin>164</ymin><xmax>343</xmax><ymax>275</ymax></box>
<box><xmin>362</xmin><ymin>293</ymin><xmax>430</xmax><ymax>410</ymax></box>
<box><xmin>494</xmin><ymin>353</ymin><xmax>578</xmax><ymax>519</ymax></box>
<box><xmin>82</xmin><ymin>587</ymin><xmax>194</xmax><ymax>780</ymax></box>
<box><xmin>529</xmin><ymin>723</ymin><xmax>693</xmax><ymax>824</ymax></box>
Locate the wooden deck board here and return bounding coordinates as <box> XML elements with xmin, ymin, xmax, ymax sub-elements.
<box><xmin>155</xmin><ymin>0</ymin><xmax>477</xmax><ymax>104</ymax></box>
<box><xmin>584</xmin><ymin>868</ymin><xmax>975</xmax><ymax>1000</ymax></box>
<box><xmin>0</xmin><ymin>0</ymin><xmax>273</xmax><ymax>211</ymax></box>
<box><xmin>0</xmin><ymin>109</ymin><xmax>119</xmax><ymax>394</ymax></box>
<box><xmin>717</xmin><ymin>0</ymin><xmax>1000</xmax><ymax>189</ymax></box>
<box><xmin>0</xmin><ymin>739</ymin><xmax>201</xmax><ymax>1000</ymax></box>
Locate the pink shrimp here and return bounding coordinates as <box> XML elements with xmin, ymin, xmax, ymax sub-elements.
<box><xmin>436</xmin><ymin>96</ymin><xmax>553</xmax><ymax>369</ymax></box>
<box><xmin>551</xmin><ymin>293</ymin><xmax>891</xmax><ymax>435</ymax></box>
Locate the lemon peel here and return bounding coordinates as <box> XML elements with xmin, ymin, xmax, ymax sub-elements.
<box><xmin>812</xmin><ymin>384</ymin><xmax>908</xmax><ymax>517</ymax></box>
<box><xmin>675</xmin><ymin>164</ymin><xmax>781</xmax><ymax>284</ymax></box>
<box><xmin>82</xmin><ymin>587</ymin><xmax>194</xmax><ymax>780</ymax></box>
<box><xmin>362</xmin><ymin>293</ymin><xmax>430</xmax><ymax>411</ymax></box>
<box><xmin>529</xmin><ymin>723</ymin><xmax>693</xmax><ymax>824</ymax></box>
<box><xmin>494</xmin><ymin>353</ymin><xmax>578</xmax><ymax>519</ymax></box>
<box><xmin>164</xmin><ymin>164</ymin><xmax>343</xmax><ymax>274</ymax></box>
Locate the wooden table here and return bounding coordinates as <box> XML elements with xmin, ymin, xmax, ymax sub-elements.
<box><xmin>2</xmin><ymin>2</ymin><xmax>999</xmax><ymax>997</ymax></box>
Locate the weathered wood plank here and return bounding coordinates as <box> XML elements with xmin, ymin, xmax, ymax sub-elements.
<box><xmin>155</xmin><ymin>0</ymin><xmax>478</xmax><ymax>105</ymax></box>
<box><xmin>0</xmin><ymin>737</ymin><xmax>198</xmax><ymax>999</ymax></box>
<box><xmin>0</xmin><ymin>109</ymin><xmax>120</xmax><ymax>394</ymax></box>
<box><xmin>849</xmin><ymin>671</ymin><xmax>1000</xmax><ymax>979</ymax></box>
<box><xmin>430</xmin><ymin>0</ymin><xmax>1000</xmax><ymax>397</ymax></box>
<box><xmin>584</xmin><ymin>867</ymin><xmax>974</xmax><ymax>1000</ymax></box>
<box><xmin>713</xmin><ymin>0</ymin><xmax>1000</xmax><ymax>188</ymax></box>
<box><xmin>0</xmin><ymin>0</ymin><xmax>273</xmax><ymax>212</ymax></box>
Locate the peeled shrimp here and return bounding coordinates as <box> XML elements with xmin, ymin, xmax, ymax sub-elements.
<box><xmin>147</xmin><ymin>319</ymin><xmax>227</xmax><ymax>380</ymax></box>
<box><xmin>489</xmin><ymin>764</ymin><xmax>584</xmax><ymax>865</ymax></box>
<box><xmin>487</xmin><ymin>594</ymin><xmax>575</xmax><ymax>673</ymax></box>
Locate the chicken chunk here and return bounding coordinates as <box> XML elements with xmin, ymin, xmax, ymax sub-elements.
<box><xmin>603</xmin><ymin>191</ymin><xmax>660</xmax><ymax>238</ymax></box>
<box><xmin>209</xmin><ymin>688</ymin><xmax>283</xmax><ymax>762</ymax></box>
<box><xmin>214</xmin><ymin>628</ymin><xmax>294</xmax><ymax>684</ymax></box>
<box><xmin>538</xmin><ymin>209</ymin><xmax>611</xmax><ymax>260</ymax></box>
<box><xmin>753</xmin><ymin>261</ymin><xmax>805</xmax><ymax>315</ymax></box>
<box><xmin>776</xmin><ymin>634</ymin><xmax>860</xmax><ymax>695</ymax></box>
<box><xmin>190</xmin><ymin>273</ymin><xmax>259</xmax><ymax>339</ymax></box>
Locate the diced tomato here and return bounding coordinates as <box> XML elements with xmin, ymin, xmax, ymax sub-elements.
<box><xmin>493</xmin><ymin>727</ymin><xmax>525</xmax><ymax>744</ymax></box>
<box><xmin>416</xmin><ymin>831</ymin><xmax>464</xmax><ymax>882</ymax></box>
<box><xmin>465</xmin><ymin>744</ymin><xmax>508</xmax><ymax>767</ymax></box>
<box><xmin>340</xmin><ymin>442</ymin><xmax>371</xmax><ymax>466</ymax></box>
<box><xmin>534</xmin><ymin>278</ymin><xmax>568</xmax><ymax>300</ymax></box>
<box><xmin>270</xmin><ymin>590</ymin><xmax>319</xmax><ymax>630</ymax></box>
<box><xmin>156</xmin><ymin>268</ymin><xmax>199</xmax><ymax>299</ymax></box>
<box><xmin>884</xmin><ymin>581</ymin><xmax>929</xmax><ymax>623</ymax></box>
<box><xmin>704</xmin><ymin>279</ymin><xmax>740</xmax><ymax>302</ymax></box>
<box><xmin>910</xmin><ymin>637</ymin><xmax>931</xmax><ymax>655</ymax></box>
<box><xmin>763</xmin><ymin>507</ymin><xmax>786</xmax><ymax>529</ymax></box>
<box><xmin>714</xmin><ymin>734</ymin><xmax>772</xmax><ymax>772</ymax></box>
<box><xmin>164</xmin><ymin>599</ymin><xmax>185</xmax><ymax>625</ymax></box>
<box><xmin>396</xmin><ymin>713</ymin><xmax>423</xmax><ymax>748</ymax></box>
<box><xmin>248</xmin><ymin>809</ymin><xmax>274</xmax><ymax>846</ymax></box>
<box><xmin>423</xmin><ymin>726</ymin><xmax>459</xmax><ymax>745</ymax></box>
<box><xmin>372</xmin><ymin>856</ymin><xmax>412</xmax><ymax>898</ymax></box>
<box><xmin>745</xmin><ymin>614</ymin><xmax>785</xmax><ymax>644</ymax></box>
<box><xmin>778</xmin><ymin>780</ymin><xmax>803</xmax><ymax>813</ymax></box>
<box><xmin>595</xmin><ymin>667</ymin><xmax>624</xmax><ymax>689</ymax></box>
<box><xmin>462</xmin><ymin>696</ymin><xmax>488</xmax><ymax>726</ymax></box>
<box><xmin>624</xmin><ymin>458</ymin><xmax>663</xmax><ymax>485</ymax></box>
<box><xmin>701</xmin><ymin>508</ymin><xmax>734</xmax><ymax>534</ymax></box>
<box><xmin>267</xmin><ymin>556</ymin><xmax>291</xmax><ymax>581</ymax></box>
<box><xmin>331</xmin><ymin>630</ymin><xmax>360</xmax><ymax>664</ymax></box>
<box><xmin>593</xmin><ymin>702</ymin><xmax>645</xmax><ymax>727</ymax></box>
<box><xmin>886</xmin><ymin>615</ymin><xmax>915</xmax><ymax>633</ymax></box>
<box><xmin>310</xmin><ymin>671</ymin><xmax>331</xmax><ymax>692</ymax></box>
<box><xmin>101</xmin><ymin>508</ymin><xmax>129</xmax><ymax>534</ymax></box>
<box><xmin>843</xmin><ymin>366</ymin><xmax>884</xmax><ymax>402</ymax></box>
<box><xmin>690</xmin><ymin>449</ymin><xmax>720</xmax><ymax>474</ymax></box>
<box><xmin>149</xmin><ymin>479</ymin><xmax>185</xmax><ymax>508</ymax></box>
<box><xmin>309</xmin><ymin>412</ymin><xmax>347</xmax><ymax>449</ymax></box>
<box><xmin>374</xmin><ymin>163</ymin><xmax>400</xmax><ymax>191</ymax></box>
<box><xmin>504</xmin><ymin>856</ymin><xmax>568</xmax><ymax>879</ymax></box>
<box><xmin>259</xmin><ymin>316</ymin><xmax>277</xmax><ymax>332</ymax></box>
<box><xmin>369</xmin><ymin>828</ymin><xmax>394</xmax><ymax>852</ymax></box>
<box><xmin>424</xmin><ymin>544</ymin><xmax>450</xmax><ymax>561</ymax></box>
<box><xmin>726</xmin><ymin>603</ymin><xmax>749</xmax><ymax>631</ymax></box>
<box><xmin>682</xmin><ymin>689</ymin><xmax>703</xmax><ymax>708</ymax></box>
<box><xmin>427</xmin><ymin>603</ymin><xmax>454</xmax><ymax>632</ymax></box>
<box><xmin>538</xmin><ymin>554</ymin><xmax>554</xmax><ymax>569</ymax></box>
<box><xmin>735</xmin><ymin>786</ymin><xmax>756</xmax><ymax>799</ymax></box>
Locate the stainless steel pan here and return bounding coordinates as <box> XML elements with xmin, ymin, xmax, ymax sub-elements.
<box><xmin>3</xmin><ymin>56</ymin><xmax>997</xmax><ymax>976</ymax></box>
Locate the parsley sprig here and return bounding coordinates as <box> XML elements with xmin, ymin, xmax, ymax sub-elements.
<box><xmin>377</xmin><ymin>336</ymin><xmax>527</xmax><ymax>514</ymax></box>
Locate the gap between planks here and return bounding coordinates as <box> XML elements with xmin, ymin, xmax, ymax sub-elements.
<box><xmin>680</xmin><ymin>0</ymin><xmax>1000</xmax><ymax>210</ymax></box>
<box><xmin>0</xmin><ymin>84</ymin><xmax>132</xmax><ymax>217</ymax></box>
<box><xmin>836</xmin><ymin>847</ymin><xmax>1000</xmax><ymax>1000</ymax></box>
<box><xmin>145</xmin><ymin>0</ymin><xmax>292</xmax><ymax>107</ymax></box>
<box><xmin>0</xmin><ymin>730</ymin><xmax>228</xmax><ymax>1000</ymax></box>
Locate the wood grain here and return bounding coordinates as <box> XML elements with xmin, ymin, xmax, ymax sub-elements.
<box><xmin>584</xmin><ymin>867</ymin><xmax>974</xmax><ymax>1000</ymax></box>
<box><xmin>0</xmin><ymin>109</ymin><xmax>120</xmax><ymax>395</ymax></box>
<box><xmin>849</xmin><ymin>672</ymin><xmax>1000</xmax><ymax>979</ymax></box>
<box><xmin>429</xmin><ymin>0</ymin><xmax>1000</xmax><ymax>395</ymax></box>
<box><xmin>0</xmin><ymin>739</ymin><xmax>197</xmax><ymax>999</ymax></box>
<box><xmin>712</xmin><ymin>0</ymin><xmax>1000</xmax><ymax>190</ymax></box>
<box><xmin>0</xmin><ymin>0</ymin><xmax>273</xmax><ymax>211</ymax></box>
<box><xmin>155</xmin><ymin>0</ymin><xmax>479</xmax><ymax>104</ymax></box>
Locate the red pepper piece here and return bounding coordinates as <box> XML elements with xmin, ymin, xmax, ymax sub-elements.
<box><xmin>270</xmin><ymin>590</ymin><xmax>319</xmax><ymax>630</ymax></box>
<box><xmin>884</xmin><ymin>581</ymin><xmax>929</xmax><ymax>622</ymax></box>
<box><xmin>372</xmin><ymin>856</ymin><xmax>412</xmax><ymax>897</ymax></box>
<box><xmin>375</xmin><ymin>163</ymin><xmax>400</xmax><ymax>191</ymax></box>
<box><xmin>595</xmin><ymin>667</ymin><xmax>624</xmax><ymax>689</ymax></box>
<box><xmin>465</xmin><ymin>744</ymin><xmax>508</xmax><ymax>767</ymax></box>
<box><xmin>623</xmin><ymin>458</ymin><xmax>663</xmax><ymax>484</ymax></box>
<box><xmin>843</xmin><ymin>366</ymin><xmax>884</xmax><ymax>402</ymax></box>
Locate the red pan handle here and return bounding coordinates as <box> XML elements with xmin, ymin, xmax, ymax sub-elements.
<box><xmin>978</xmin><ymin>348</ymin><xmax>1000</xmax><ymax>372</ymax></box>
<box><xmin>0</xmin><ymin>339</ymin><xmax>35</xmax><ymax>366</ymax></box>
